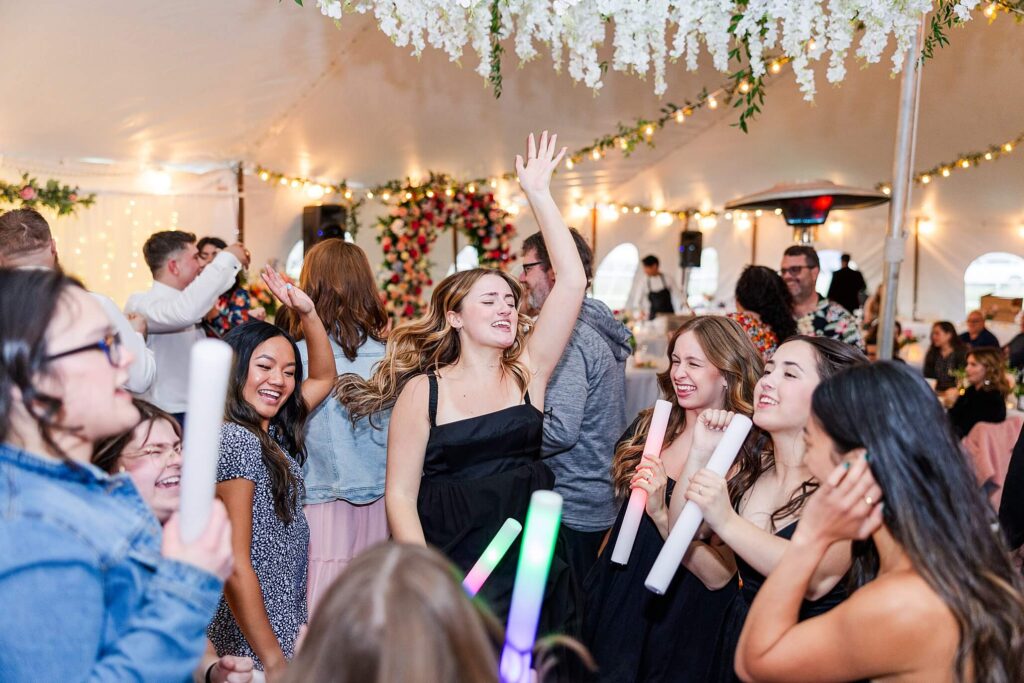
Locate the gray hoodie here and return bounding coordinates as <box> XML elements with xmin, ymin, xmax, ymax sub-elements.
<box><xmin>543</xmin><ymin>297</ymin><xmax>633</xmax><ymax>532</ymax></box>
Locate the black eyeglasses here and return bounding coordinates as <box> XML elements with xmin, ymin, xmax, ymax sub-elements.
<box><xmin>779</xmin><ymin>265</ymin><xmax>814</xmax><ymax>276</ymax></box>
<box><xmin>521</xmin><ymin>261</ymin><xmax>546</xmax><ymax>274</ymax></box>
<box><xmin>46</xmin><ymin>332</ymin><xmax>123</xmax><ymax>367</ymax></box>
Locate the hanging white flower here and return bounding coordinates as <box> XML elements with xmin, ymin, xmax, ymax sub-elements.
<box><xmin>312</xmin><ymin>0</ymin><xmax>983</xmax><ymax>101</ymax></box>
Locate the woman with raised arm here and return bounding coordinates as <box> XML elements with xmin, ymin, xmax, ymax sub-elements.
<box><xmin>337</xmin><ymin>131</ymin><xmax>586</xmax><ymax>628</ymax></box>
<box><xmin>736</xmin><ymin>362</ymin><xmax>1024</xmax><ymax>683</ymax></box>
<box><xmin>208</xmin><ymin>267</ymin><xmax>336</xmax><ymax>679</ymax></box>
<box><xmin>682</xmin><ymin>336</ymin><xmax>866</xmax><ymax>682</ymax></box>
<box><xmin>583</xmin><ymin>315</ymin><xmax>764</xmax><ymax>682</ymax></box>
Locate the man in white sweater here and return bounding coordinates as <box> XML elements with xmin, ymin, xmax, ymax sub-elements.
<box><xmin>0</xmin><ymin>208</ymin><xmax>157</xmax><ymax>395</ymax></box>
<box><xmin>126</xmin><ymin>230</ymin><xmax>249</xmax><ymax>422</ymax></box>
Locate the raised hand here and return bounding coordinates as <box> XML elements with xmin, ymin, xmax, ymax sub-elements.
<box><xmin>260</xmin><ymin>266</ymin><xmax>314</xmax><ymax>316</ymax></box>
<box><xmin>515</xmin><ymin>130</ymin><xmax>567</xmax><ymax>196</ymax></box>
<box><xmin>795</xmin><ymin>450</ymin><xmax>884</xmax><ymax>546</ymax></box>
<box><xmin>690</xmin><ymin>409</ymin><xmax>736</xmax><ymax>464</ymax></box>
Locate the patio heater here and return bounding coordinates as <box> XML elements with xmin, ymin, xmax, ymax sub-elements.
<box><xmin>724</xmin><ymin>180</ymin><xmax>890</xmax><ymax>250</ymax></box>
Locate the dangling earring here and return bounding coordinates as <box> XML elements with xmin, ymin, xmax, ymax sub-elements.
<box><xmin>118</xmin><ymin>465</ymin><xmax>126</xmax><ymax>474</ymax></box>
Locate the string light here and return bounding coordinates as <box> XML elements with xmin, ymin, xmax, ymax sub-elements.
<box><xmin>675</xmin><ymin>110</ymin><xmax>685</xmax><ymax>123</ymax></box>
<box><xmin>941</xmin><ymin>168</ymin><xmax>951</xmax><ymax>177</ymax></box>
<box><xmin>566</xmin><ymin>158</ymin><xmax>575</xmax><ymax>170</ymax></box>
<box><xmin>984</xmin><ymin>2</ymin><xmax>997</xmax><ymax>17</ymax></box>
<box><xmin>644</xmin><ymin>125</ymin><xmax>654</xmax><ymax>137</ymax></box>
<box><xmin>591</xmin><ymin>149</ymin><xmax>602</xmax><ymax>161</ymax></box>
<box><xmin>921</xmin><ymin>174</ymin><xmax>931</xmax><ymax>184</ymax></box>
<box><xmin>770</xmin><ymin>61</ymin><xmax>782</xmax><ymax>74</ymax></box>
<box><xmin>738</xmin><ymin>80</ymin><xmax>750</xmax><ymax>94</ymax></box>
<box><xmin>707</xmin><ymin>95</ymin><xmax>719</xmax><ymax>110</ymax></box>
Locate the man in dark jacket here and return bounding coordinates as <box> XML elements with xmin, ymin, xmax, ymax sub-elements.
<box><xmin>520</xmin><ymin>229</ymin><xmax>632</xmax><ymax>579</ymax></box>
<box><xmin>826</xmin><ymin>253</ymin><xmax>867</xmax><ymax>314</ymax></box>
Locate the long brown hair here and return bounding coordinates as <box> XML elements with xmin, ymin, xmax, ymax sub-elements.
<box><xmin>337</xmin><ymin>268</ymin><xmax>530</xmax><ymax>420</ymax></box>
<box><xmin>283</xmin><ymin>543</ymin><xmax>502</xmax><ymax>683</ymax></box>
<box><xmin>968</xmin><ymin>347</ymin><xmax>1012</xmax><ymax>396</ymax></box>
<box><xmin>611</xmin><ymin>316</ymin><xmax>764</xmax><ymax>502</ymax></box>
<box><xmin>283</xmin><ymin>239</ymin><xmax>388</xmax><ymax>361</ymax></box>
<box><xmin>732</xmin><ymin>335</ymin><xmax>868</xmax><ymax>529</ymax></box>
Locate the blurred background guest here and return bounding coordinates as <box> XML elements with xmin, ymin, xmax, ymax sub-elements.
<box><xmin>948</xmin><ymin>347</ymin><xmax>1010</xmax><ymax>438</ymax></box>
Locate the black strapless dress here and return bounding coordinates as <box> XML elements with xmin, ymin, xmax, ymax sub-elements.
<box><xmin>583</xmin><ymin>478</ymin><xmax>738</xmax><ymax>682</ymax></box>
<box><xmin>710</xmin><ymin>520</ymin><xmax>852</xmax><ymax>682</ymax></box>
<box><xmin>417</xmin><ymin>374</ymin><xmax>578</xmax><ymax>635</ymax></box>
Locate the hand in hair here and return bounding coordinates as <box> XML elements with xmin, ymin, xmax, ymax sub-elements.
<box><xmin>260</xmin><ymin>267</ymin><xmax>312</xmax><ymax>315</ymax></box>
<box><xmin>515</xmin><ymin>130</ymin><xmax>566</xmax><ymax>196</ymax></box>
<box><xmin>630</xmin><ymin>454</ymin><xmax>671</xmax><ymax>536</ymax></box>
<box><xmin>794</xmin><ymin>452</ymin><xmax>884</xmax><ymax>548</ymax></box>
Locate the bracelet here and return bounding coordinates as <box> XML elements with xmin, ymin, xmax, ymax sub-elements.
<box><xmin>205</xmin><ymin>661</ymin><xmax>217</xmax><ymax>683</ymax></box>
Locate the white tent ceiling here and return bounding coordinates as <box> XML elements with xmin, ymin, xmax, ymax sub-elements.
<box><xmin>1</xmin><ymin>1</ymin><xmax>1022</xmax><ymax>320</ymax></box>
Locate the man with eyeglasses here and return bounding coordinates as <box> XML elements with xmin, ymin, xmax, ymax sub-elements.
<box><xmin>781</xmin><ymin>245</ymin><xmax>863</xmax><ymax>349</ymax></box>
<box><xmin>0</xmin><ymin>208</ymin><xmax>156</xmax><ymax>394</ymax></box>
<box><xmin>126</xmin><ymin>230</ymin><xmax>250</xmax><ymax>424</ymax></box>
<box><xmin>519</xmin><ymin>228</ymin><xmax>633</xmax><ymax>579</ymax></box>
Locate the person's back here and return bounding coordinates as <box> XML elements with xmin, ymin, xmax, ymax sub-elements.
<box><xmin>826</xmin><ymin>264</ymin><xmax>866</xmax><ymax>314</ymax></box>
<box><xmin>543</xmin><ymin>298</ymin><xmax>631</xmax><ymax>566</ymax></box>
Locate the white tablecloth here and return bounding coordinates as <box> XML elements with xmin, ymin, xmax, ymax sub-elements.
<box><xmin>624</xmin><ymin>363</ymin><xmax>665</xmax><ymax>422</ymax></box>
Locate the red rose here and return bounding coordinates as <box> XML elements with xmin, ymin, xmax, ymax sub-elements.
<box><xmin>391</xmin><ymin>274</ymin><xmax>400</xmax><ymax>284</ymax></box>
<box><xmin>417</xmin><ymin>235</ymin><xmax>427</xmax><ymax>246</ymax></box>
<box><xmin>414</xmin><ymin>286</ymin><xmax>422</xmax><ymax>295</ymax></box>
<box><xmin>382</xmin><ymin>243</ymin><xmax>391</xmax><ymax>253</ymax></box>
<box><xmin>410</xmin><ymin>249</ymin><xmax>419</xmax><ymax>259</ymax></box>
<box><xmin>427</xmin><ymin>279</ymin><xmax>433</xmax><ymax>286</ymax></box>
<box><xmin>411</xmin><ymin>220</ymin><xmax>421</xmax><ymax>230</ymax></box>
<box><xmin>404</xmin><ymin>304</ymin><xmax>415</xmax><ymax>316</ymax></box>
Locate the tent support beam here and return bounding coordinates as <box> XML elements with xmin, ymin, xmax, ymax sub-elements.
<box><xmin>879</xmin><ymin>16</ymin><xmax>926</xmax><ymax>360</ymax></box>
<box><xmin>236</xmin><ymin>162</ymin><xmax>245</xmax><ymax>243</ymax></box>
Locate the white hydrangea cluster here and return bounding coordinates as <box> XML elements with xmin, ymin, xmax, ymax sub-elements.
<box><xmin>314</xmin><ymin>0</ymin><xmax>981</xmax><ymax>100</ymax></box>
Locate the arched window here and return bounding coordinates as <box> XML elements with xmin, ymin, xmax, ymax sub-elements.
<box><xmin>593</xmin><ymin>242</ymin><xmax>640</xmax><ymax>311</ymax></box>
<box><xmin>687</xmin><ymin>247</ymin><xmax>719</xmax><ymax>307</ymax></box>
<box><xmin>815</xmin><ymin>249</ymin><xmax>858</xmax><ymax>296</ymax></box>
<box><xmin>285</xmin><ymin>234</ymin><xmax>353</xmax><ymax>281</ymax></box>
<box><xmin>964</xmin><ymin>252</ymin><xmax>1024</xmax><ymax>314</ymax></box>
<box><xmin>446</xmin><ymin>245</ymin><xmax>480</xmax><ymax>276</ymax></box>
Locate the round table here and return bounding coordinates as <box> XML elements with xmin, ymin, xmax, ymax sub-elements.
<box><xmin>624</xmin><ymin>361</ymin><xmax>666</xmax><ymax>422</ymax></box>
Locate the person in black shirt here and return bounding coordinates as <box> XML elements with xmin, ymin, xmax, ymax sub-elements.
<box><xmin>1003</xmin><ymin>314</ymin><xmax>1024</xmax><ymax>370</ymax></box>
<box><xmin>960</xmin><ymin>309</ymin><xmax>1000</xmax><ymax>349</ymax></box>
<box><xmin>948</xmin><ymin>347</ymin><xmax>1009</xmax><ymax>437</ymax></box>
<box><xmin>826</xmin><ymin>253</ymin><xmax>867</xmax><ymax>314</ymax></box>
<box><xmin>923</xmin><ymin>321</ymin><xmax>968</xmax><ymax>391</ymax></box>
<box><xmin>999</xmin><ymin>425</ymin><xmax>1024</xmax><ymax>553</ymax></box>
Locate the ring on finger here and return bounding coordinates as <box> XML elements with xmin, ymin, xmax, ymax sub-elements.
<box><xmin>699</xmin><ymin>486</ymin><xmax>705</xmax><ymax>496</ymax></box>
<box><xmin>864</xmin><ymin>495</ymin><xmax>874</xmax><ymax>505</ymax></box>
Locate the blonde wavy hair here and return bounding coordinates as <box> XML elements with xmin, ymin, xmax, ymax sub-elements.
<box><xmin>337</xmin><ymin>268</ymin><xmax>531</xmax><ymax>420</ymax></box>
<box><xmin>611</xmin><ymin>315</ymin><xmax>764</xmax><ymax>501</ymax></box>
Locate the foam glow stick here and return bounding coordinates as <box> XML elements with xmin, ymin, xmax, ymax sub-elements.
<box><xmin>499</xmin><ymin>491</ymin><xmax>563</xmax><ymax>683</ymax></box>
<box><xmin>610</xmin><ymin>399</ymin><xmax>674</xmax><ymax>565</ymax></box>
<box><xmin>645</xmin><ymin>414</ymin><xmax>753</xmax><ymax>594</ymax></box>
<box><xmin>179</xmin><ymin>339</ymin><xmax>233</xmax><ymax>543</ymax></box>
<box><xmin>463</xmin><ymin>518</ymin><xmax>523</xmax><ymax>597</ymax></box>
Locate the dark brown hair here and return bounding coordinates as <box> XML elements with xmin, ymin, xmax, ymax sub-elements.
<box><xmin>93</xmin><ymin>399</ymin><xmax>181</xmax><ymax>473</ymax></box>
<box><xmin>782</xmin><ymin>244</ymin><xmax>820</xmax><ymax>269</ymax></box>
<box><xmin>0</xmin><ymin>208</ymin><xmax>51</xmax><ymax>264</ymax></box>
<box><xmin>142</xmin><ymin>230</ymin><xmax>196</xmax><ymax>274</ymax></box>
<box><xmin>968</xmin><ymin>347</ymin><xmax>1012</xmax><ymax>396</ymax></box>
<box><xmin>282</xmin><ymin>239</ymin><xmax>387</xmax><ymax>361</ymax></box>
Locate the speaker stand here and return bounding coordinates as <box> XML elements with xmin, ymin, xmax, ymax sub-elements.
<box><xmin>679</xmin><ymin>267</ymin><xmax>694</xmax><ymax>314</ymax></box>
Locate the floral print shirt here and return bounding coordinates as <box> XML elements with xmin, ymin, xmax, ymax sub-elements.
<box><xmin>727</xmin><ymin>311</ymin><xmax>778</xmax><ymax>359</ymax></box>
<box><xmin>206</xmin><ymin>287</ymin><xmax>252</xmax><ymax>338</ymax></box>
<box><xmin>796</xmin><ymin>296</ymin><xmax>864</xmax><ymax>350</ymax></box>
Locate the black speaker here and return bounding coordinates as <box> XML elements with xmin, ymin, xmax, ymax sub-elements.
<box><xmin>302</xmin><ymin>205</ymin><xmax>348</xmax><ymax>252</ymax></box>
<box><xmin>679</xmin><ymin>230</ymin><xmax>703</xmax><ymax>268</ymax></box>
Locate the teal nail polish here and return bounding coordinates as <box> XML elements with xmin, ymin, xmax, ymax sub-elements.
<box><xmin>843</xmin><ymin>462</ymin><xmax>851</xmax><ymax>470</ymax></box>
<box><xmin>864</xmin><ymin>453</ymin><xmax>871</xmax><ymax>463</ymax></box>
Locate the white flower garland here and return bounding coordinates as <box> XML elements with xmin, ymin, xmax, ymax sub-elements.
<box><xmin>315</xmin><ymin>0</ymin><xmax>981</xmax><ymax>100</ymax></box>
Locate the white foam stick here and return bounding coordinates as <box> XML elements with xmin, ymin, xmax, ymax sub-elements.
<box><xmin>611</xmin><ymin>399</ymin><xmax>674</xmax><ymax>565</ymax></box>
<box><xmin>179</xmin><ymin>339</ymin><xmax>233</xmax><ymax>543</ymax></box>
<box><xmin>645</xmin><ymin>414</ymin><xmax>753</xmax><ymax>594</ymax></box>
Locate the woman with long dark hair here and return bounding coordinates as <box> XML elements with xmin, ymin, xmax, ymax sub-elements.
<box><xmin>583</xmin><ymin>315</ymin><xmax>763</xmax><ymax>682</ymax></box>
<box><xmin>923</xmin><ymin>320</ymin><xmax>968</xmax><ymax>393</ymax></box>
<box><xmin>683</xmin><ymin>335</ymin><xmax>866</xmax><ymax>682</ymax></box>
<box><xmin>278</xmin><ymin>238</ymin><xmax>391</xmax><ymax>616</ymax></box>
<box><xmin>729</xmin><ymin>265</ymin><xmax>798</xmax><ymax>358</ymax></box>
<box><xmin>0</xmin><ymin>268</ymin><xmax>233</xmax><ymax>681</ymax></box>
<box><xmin>207</xmin><ymin>267</ymin><xmax>335</xmax><ymax>677</ymax></box>
<box><xmin>337</xmin><ymin>132</ymin><xmax>586</xmax><ymax>630</ymax></box>
<box><xmin>737</xmin><ymin>362</ymin><xmax>1024</xmax><ymax>682</ymax></box>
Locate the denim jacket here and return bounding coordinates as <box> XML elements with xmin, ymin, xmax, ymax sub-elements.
<box><xmin>0</xmin><ymin>443</ymin><xmax>222</xmax><ymax>682</ymax></box>
<box><xmin>298</xmin><ymin>337</ymin><xmax>390</xmax><ymax>505</ymax></box>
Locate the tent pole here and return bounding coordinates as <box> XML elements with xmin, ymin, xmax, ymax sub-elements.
<box><xmin>452</xmin><ymin>224</ymin><xmax>459</xmax><ymax>271</ymax></box>
<box><xmin>879</xmin><ymin>16</ymin><xmax>926</xmax><ymax>360</ymax></box>
<box><xmin>912</xmin><ymin>217</ymin><xmax>921</xmax><ymax>321</ymax></box>
<box><xmin>590</xmin><ymin>204</ymin><xmax>599</xmax><ymax>257</ymax></box>
<box><xmin>236</xmin><ymin>162</ymin><xmax>245</xmax><ymax>242</ymax></box>
<box><xmin>750</xmin><ymin>216</ymin><xmax>759</xmax><ymax>265</ymax></box>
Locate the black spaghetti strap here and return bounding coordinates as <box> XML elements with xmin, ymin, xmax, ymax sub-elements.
<box><xmin>427</xmin><ymin>373</ymin><xmax>439</xmax><ymax>428</ymax></box>
<box><xmin>523</xmin><ymin>390</ymin><xmax>532</xmax><ymax>406</ymax></box>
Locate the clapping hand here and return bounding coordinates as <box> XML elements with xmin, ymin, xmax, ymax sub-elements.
<box><xmin>260</xmin><ymin>266</ymin><xmax>314</xmax><ymax>316</ymax></box>
<box><xmin>515</xmin><ymin>131</ymin><xmax>566</xmax><ymax>196</ymax></box>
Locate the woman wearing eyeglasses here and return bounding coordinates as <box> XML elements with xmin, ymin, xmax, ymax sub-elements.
<box><xmin>94</xmin><ymin>399</ymin><xmax>255</xmax><ymax>683</ymax></box>
<box><xmin>0</xmin><ymin>268</ymin><xmax>234</xmax><ymax>681</ymax></box>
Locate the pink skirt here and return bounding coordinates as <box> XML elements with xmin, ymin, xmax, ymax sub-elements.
<box><xmin>304</xmin><ymin>497</ymin><xmax>389</xmax><ymax>618</ymax></box>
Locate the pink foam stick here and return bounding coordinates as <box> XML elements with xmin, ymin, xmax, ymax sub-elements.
<box><xmin>610</xmin><ymin>399</ymin><xmax>674</xmax><ymax>565</ymax></box>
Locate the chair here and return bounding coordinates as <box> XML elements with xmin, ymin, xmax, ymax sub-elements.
<box><xmin>962</xmin><ymin>412</ymin><xmax>1024</xmax><ymax>509</ymax></box>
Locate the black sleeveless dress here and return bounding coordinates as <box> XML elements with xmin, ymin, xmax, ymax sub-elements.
<box><xmin>709</xmin><ymin>520</ymin><xmax>851</xmax><ymax>682</ymax></box>
<box><xmin>583</xmin><ymin>478</ymin><xmax>738</xmax><ymax>682</ymax></box>
<box><xmin>417</xmin><ymin>374</ymin><xmax>578</xmax><ymax>634</ymax></box>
